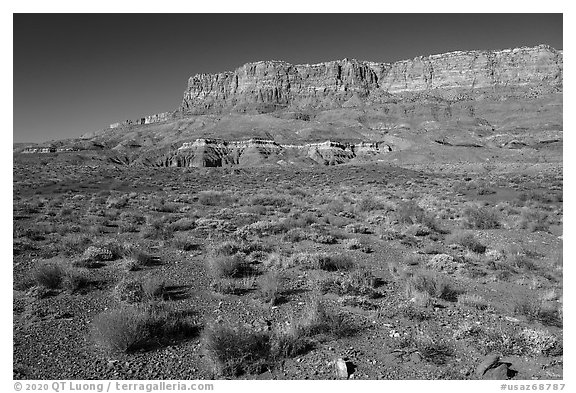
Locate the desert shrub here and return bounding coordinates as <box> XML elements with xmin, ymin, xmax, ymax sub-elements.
<box><xmin>63</xmin><ymin>270</ymin><xmax>92</xmax><ymax>293</ymax></box>
<box><xmin>206</xmin><ymin>253</ymin><xmax>252</xmax><ymax>279</ymax></box>
<box><xmin>357</xmin><ymin>196</ymin><xmax>389</xmax><ymax>212</ymax></box>
<box><xmin>518</xmin><ymin>209</ymin><xmax>550</xmax><ymax>232</ymax></box>
<box><xmin>509</xmin><ymin>254</ymin><xmax>538</xmax><ymax>271</ymax></box>
<box><xmin>198</xmin><ymin>191</ymin><xmax>236</xmax><ymax>206</ymax></box>
<box><xmin>149</xmin><ymin>198</ymin><xmax>179</xmax><ymax>213</ymax></box>
<box><xmin>515</xmin><ymin>328</ymin><xmax>561</xmax><ymax>356</ymax></box>
<box><xmin>395</xmin><ymin>200</ymin><xmax>426</xmax><ymax>225</ymax></box>
<box><xmin>60</xmin><ymin>234</ymin><xmax>93</xmax><ymax>256</ymax></box>
<box><xmin>92</xmin><ymin>304</ymin><xmax>199</xmax><ymax>353</ymax></box>
<box><xmin>397</xmin><ymin>331</ymin><xmax>454</xmax><ymax>365</ymax></box>
<box><xmin>270</xmin><ymin>323</ymin><xmax>314</xmax><ymax>360</ymax></box>
<box><xmin>317</xmin><ymin>271</ymin><xmax>380</xmax><ymax>299</ymax></box>
<box><xmin>262</xmin><ymin>252</ymin><xmax>286</xmax><ymax>269</ymax></box>
<box><xmin>447</xmin><ymin>232</ymin><xmax>486</xmax><ymax>253</ymax></box>
<box><xmin>513</xmin><ymin>297</ymin><xmax>562</xmax><ymax>327</ymax></box>
<box><xmin>298</xmin><ymin>296</ymin><xmax>353</xmax><ymax>338</ymax></box>
<box><xmin>258</xmin><ymin>271</ymin><xmax>284</xmax><ymax>305</ymax></box>
<box><xmin>457</xmin><ymin>293</ymin><xmax>490</xmax><ymax>310</ymax></box>
<box><xmin>249</xmin><ymin>194</ymin><xmax>292</xmax><ymax>208</ymax></box>
<box><xmin>405</xmin><ymin>271</ymin><xmax>460</xmax><ymax>303</ymax></box>
<box><xmin>33</xmin><ymin>262</ymin><xmax>66</xmax><ymax>289</ymax></box>
<box><xmin>33</xmin><ymin>261</ymin><xmax>92</xmax><ymax>293</ymax></box>
<box><xmin>315</xmin><ymin>254</ymin><xmax>354</xmax><ymax>272</ymax></box>
<box><xmin>202</xmin><ymin>322</ymin><xmax>273</xmax><ymax>376</ymax></box>
<box><xmin>463</xmin><ymin>206</ymin><xmax>500</xmax><ymax>229</ymax></box>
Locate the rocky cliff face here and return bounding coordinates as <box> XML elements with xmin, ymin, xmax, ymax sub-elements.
<box><xmin>181</xmin><ymin>45</ymin><xmax>562</xmax><ymax>113</ymax></box>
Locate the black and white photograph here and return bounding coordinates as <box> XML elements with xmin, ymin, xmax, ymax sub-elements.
<box><xmin>10</xmin><ymin>7</ymin><xmax>566</xmax><ymax>387</ymax></box>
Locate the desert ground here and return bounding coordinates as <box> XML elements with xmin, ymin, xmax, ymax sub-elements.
<box><xmin>13</xmin><ymin>154</ymin><xmax>562</xmax><ymax>380</ymax></box>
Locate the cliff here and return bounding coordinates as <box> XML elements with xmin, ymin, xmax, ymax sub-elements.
<box><xmin>180</xmin><ymin>45</ymin><xmax>563</xmax><ymax>114</ymax></box>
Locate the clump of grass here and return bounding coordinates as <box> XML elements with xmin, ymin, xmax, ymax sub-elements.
<box><xmin>33</xmin><ymin>260</ymin><xmax>94</xmax><ymax>293</ymax></box>
<box><xmin>258</xmin><ymin>271</ymin><xmax>284</xmax><ymax>305</ymax></box>
<box><xmin>405</xmin><ymin>271</ymin><xmax>460</xmax><ymax>303</ymax></box>
<box><xmin>315</xmin><ymin>254</ymin><xmax>354</xmax><ymax>272</ymax></box>
<box><xmin>513</xmin><ymin>297</ymin><xmax>562</xmax><ymax>327</ymax></box>
<box><xmin>33</xmin><ymin>262</ymin><xmax>66</xmax><ymax>289</ymax></box>
<box><xmin>92</xmin><ymin>303</ymin><xmax>199</xmax><ymax>353</ymax></box>
<box><xmin>206</xmin><ymin>253</ymin><xmax>252</xmax><ymax>279</ymax></box>
<box><xmin>447</xmin><ymin>232</ymin><xmax>487</xmax><ymax>253</ymax></box>
<box><xmin>463</xmin><ymin>206</ymin><xmax>500</xmax><ymax>229</ymax></box>
<box><xmin>357</xmin><ymin>196</ymin><xmax>390</xmax><ymax>212</ymax></box>
<box><xmin>518</xmin><ymin>209</ymin><xmax>550</xmax><ymax>233</ymax></box>
<box><xmin>395</xmin><ymin>200</ymin><xmax>426</xmax><ymax>224</ymax></box>
<box><xmin>202</xmin><ymin>322</ymin><xmax>273</xmax><ymax>376</ymax></box>
<box><xmin>249</xmin><ymin>194</ymin><xmax>292</xmax><ymax>208</ymax></box>
<box><xmin>397</xmin><ymin>331</ymin><xmax>454</xmax><ymax>365</ymax></box>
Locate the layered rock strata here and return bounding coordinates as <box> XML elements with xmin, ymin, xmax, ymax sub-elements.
<box><xmin>180</xmin><ymin>45</ymin><xmax>562</xmax><ymax>114</ymax></box>
<box><xmin>162</xmin><ymin>138</ymin><xmax>391</xmax><ymax>167</ymax></box>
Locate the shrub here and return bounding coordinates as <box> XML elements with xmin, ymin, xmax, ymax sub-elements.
<box><xmin>395</xmin><ymin>200</ymin><xmax>426</xmax><ymax>224</ymax></box>
<box><xmin>518</xmin><ymin>209</ymin><xmax>550</xmax><ymax>232</ymax></box>
<box><xmin>60</xmin><ymin>234</ymin><xmax>93</xmax><ymax>256</ymax></box>
<box><xmin>203</xmin><ymin>322</ymin><xmax>273</xmax><ymax>376</ymax></box>
<box><xmin>33</xmin><ymin>262</ymin><xmax>66</xmax><ymax>289</ymax></box>
<box><xmin>249</xmin><ymin>194</ymin><xmax>292</xmax><ymax>208</ymax></box>
<box><xmin>206</xmin><ymin>254</ymin><xmax>252</xmax><ymax>279</ymax></box>
<box><xmin>396</xmin><ymin>330</ymin><xmax>454</xmax><ymax>365</ymax></box>
<box><xmin>357</xmin><ymin>196</ymin><xmax>389</xmax><ymax>212</ymax></box>
<box><xmin>447</xmin><ymin>232</ymin><xmax>486</xmax><ymax>253</ymax></box>
<box><xmin>463</xmin><ymin>206</ymin><xmax>500</xmax><ymax>229</ymax></box>
<box><xmin>258</xmin><ymin>271</ymin><xmax>283</xmax><ymax>305</ymax></box>
<box><xmin>516</xmin><ymin>328</ymin><xmax>561</xmax><ymax>356</ymax></box>
<box><xmin>92</xmin><ymin>304</ymin><xmax>199</xmax><ymax>353</ymax></box>
<box><xmin>405</xmin><ymin>271</ymin><xmax>460</xmax><ymax>303</ymax></box>
<box><xmin>513</xmin><ymin>297</ymin><xmax>562</xmax><ymax>327</ymax></box>
<box><xmin>63</xmin><ymin>270</ymin><xmax>92</xmax><ymax>293</ymax></box>
<box><xmin>315</xmin><ymin>254</ymin><xmax>354</xmax><ymax>272</ymax></box>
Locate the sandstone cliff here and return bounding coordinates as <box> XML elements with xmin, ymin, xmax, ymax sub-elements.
<box><xmin>180</xmin><ymin>45</ymin><xmax>562</xmax><ymax>114</ymax></box>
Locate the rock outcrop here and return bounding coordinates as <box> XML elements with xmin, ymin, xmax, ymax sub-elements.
<box><xmin>180</xmin><ymin>45</ymin><xmax>562</xmax><ymax>114</ymax></box>
<box><xmin>158</xmin><ymin>138</ymin><xmax>392</xmax><ymax>167</ymax></box>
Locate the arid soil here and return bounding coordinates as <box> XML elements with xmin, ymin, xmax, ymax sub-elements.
<box><xmin>13</xmin><ymin>156</ymin><xmax>562</xmax><ymax>380</ymax></box>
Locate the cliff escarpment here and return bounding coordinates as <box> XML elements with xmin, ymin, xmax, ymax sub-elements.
<box><xmin>181</xmin><ymin>45</ymin><xmax>562</xmax><ymax>114</ymax></box>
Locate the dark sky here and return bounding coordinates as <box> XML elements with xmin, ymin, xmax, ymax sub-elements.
<box><xmin>13</xmin><ymin>13</ymin><xmax>562</xmax><ymax>143</ymax></box>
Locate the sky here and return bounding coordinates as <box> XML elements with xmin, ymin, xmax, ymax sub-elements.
<box><xmin>13</xmin><ymin>13</ymin><xmax>563</xmax><ymax>144</ymax></box>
